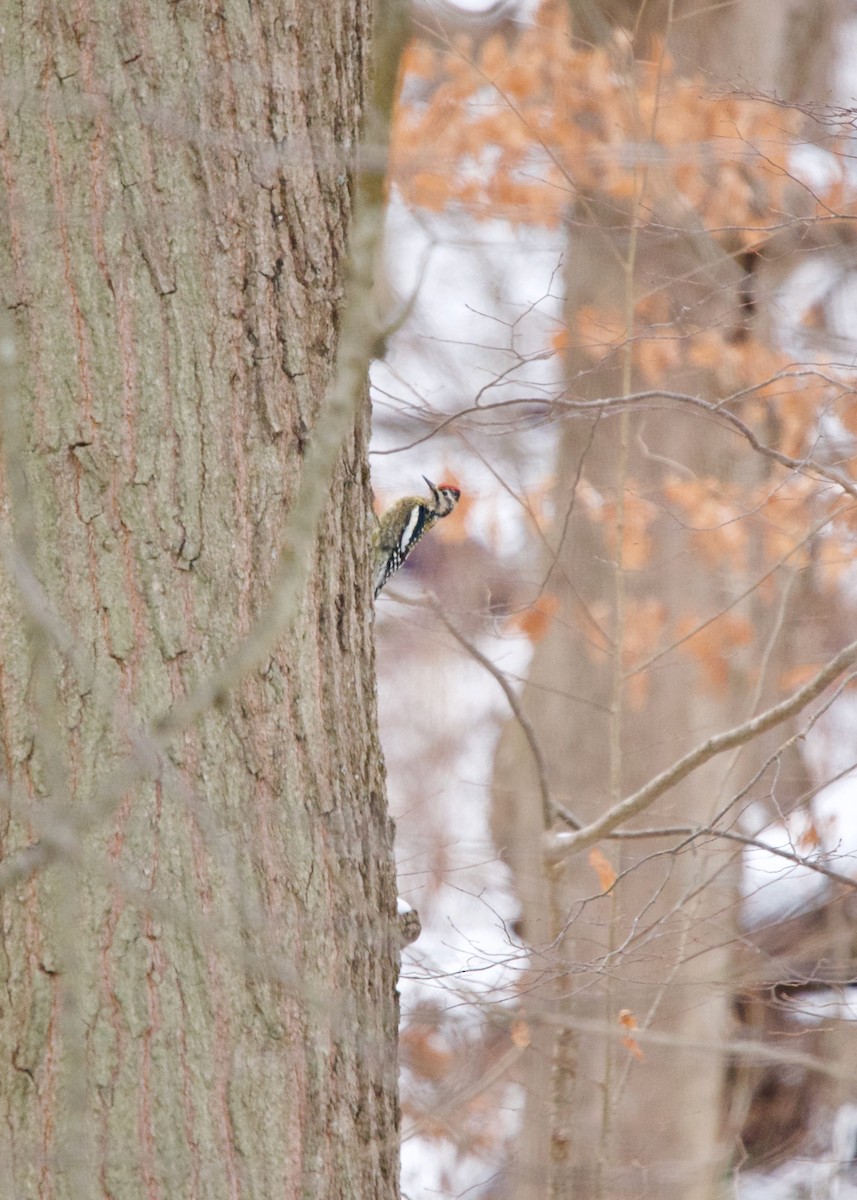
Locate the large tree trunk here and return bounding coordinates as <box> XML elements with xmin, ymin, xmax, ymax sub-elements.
<box><xmin>494</xmin><ymin>3</ymin><xmax>846</xmax><ymax>1198</ymax></box>
<box><xmin>0</xmin><ymin>3</ymin><xmax>399</xmax><ymax>1197</ymax></box>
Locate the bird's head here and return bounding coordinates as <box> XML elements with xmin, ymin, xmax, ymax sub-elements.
<box><xmin>423</xmin><ymin>476</ymin><xmax>461</xmax><ymax>516</ymax></box>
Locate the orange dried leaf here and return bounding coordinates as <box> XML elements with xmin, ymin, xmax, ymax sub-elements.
<box><xmin>510</xmin><ymin>1019</ymin><xmax>531</xmax><ymax>1049</ymax></box>
<box><xmin>636</xmin><ymin>336</ymin><xmax>682</xmax><ymax>384</ymax></box>
<box><xmin>618</xmin><ymin>1009</ymin><xmax>644</xmax><ymax>1060</ymax></box>
<box><xmin>503</xmin><ymin>64</ymin><xmax>541</xmax><ymax>101</ymax></box>
<box><xmin>662</xmin><ymin>476</ymin><xmax>748</xmax><ymax>570</ymax></box>
<box><xmin>576</xmin><ymin>305</ymin><xmax>627</xmax><ymax>362</ymax></box>
<box><xmin>620</xmin><ymin>597</ymin><xmax>667</xmax><ymax>709</ymax></box>
<box><xmin>688</xmin><ymin>329</ymin><xmax>728</xmax><ymax>371</ymax></box>
<box><xmin>675</xmin><ymin>612</ymin><xmax>754</xmax><ymax>693</ymax></box>
<box><xmin>621</xmin><ymin>1034</ymin><xmax>645</xmax><ymax>1062</ymax></box>
<box><xmin>480</xmin><ymin>33</ymin><xmax>509</xmax><ymax>79</ymax></box>
<box><xmin>400</xmin><ymin>1027</ymin><xmax>454</xmax><ymax>1082</ymax></box>
<box><xmin>797</xmin><ymin>820</ymin><xmax>821</xmax><ymax>851</ymax></box>
<box><xmin>400</xmin><ymin>39</ymin><xmax>439</xmax><ymax>82</ymax></box>
<box><xmin>408</xmin><ymin>171</ymin><xmax>454</xmax><ymax>211</ymax></box>
<box><xmin>510</xmin><ymin>593</ymin><xmax>560</xmax><ymax>643</ymax></box>
<box><xmin>589</xmin><ymin>847</ymin><xmax>617</xmax><ymax>893</ymax></box>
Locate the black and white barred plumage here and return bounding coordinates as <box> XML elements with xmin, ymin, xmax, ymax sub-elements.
<box><xmin>372</xmin><ymin>477</ymin><xmax>461</xmax><ymax>599</ymax></box>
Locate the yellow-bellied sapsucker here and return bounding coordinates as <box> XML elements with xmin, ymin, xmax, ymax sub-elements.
<box><xmin>373</xmin><ymin>476</ymin><xmax>461</xmax><ymax>599</ymax></box>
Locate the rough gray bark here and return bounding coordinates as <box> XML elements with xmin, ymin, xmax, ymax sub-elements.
<box><xmin>0</xmin><ymin>3</ymin><xmax>400</xmax><ymax>1198</ymax></box>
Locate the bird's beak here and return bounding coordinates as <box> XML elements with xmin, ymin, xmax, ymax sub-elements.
<box><xmin>422</xmin><ymin>475</ymin><xmax>440</xmax><ymax>503</ymax></box>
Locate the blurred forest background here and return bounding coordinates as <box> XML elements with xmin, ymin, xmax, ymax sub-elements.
<box><xmin>374</xmin><ymin>1</ymin><xmax>857</xmax><ymax>1197</ymax></box>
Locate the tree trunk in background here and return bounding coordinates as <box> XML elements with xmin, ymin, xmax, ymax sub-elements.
<box><xmin>494</xmin><ymin>3</ymin><xmax>843</xmax><ymax>1197</ymax></box>
<box><xmin>0</xmin><ymin>4</ymin><xmax>398</xmax><ymax>1198</ymax></box>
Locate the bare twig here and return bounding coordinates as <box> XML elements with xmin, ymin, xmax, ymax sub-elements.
<box><xmin>626</xmin><ymin>501</ymin><xmax>853</xmax><ymax>679</ymax></box>
<box><xmin>529</xmin><ymin>1009</ymin><xmax>853</xmax><ymax>1082</ymax></box>
<box><xmin>428</xmin><ymin>600</ymin><xmax>576</xmax><ymax>830</ymax></box>
<box><xmin>376</xmin><ymin>384</ymin><xmax>857</xmax><ymax>506</ymax></box>
<box><xmin>557</xmin><ymin>821</ymin><xmax>856</xmax><ymax>892</ymax></box>
<box><xmin>551</xmin><ymin>637</ymin><xmax>857</xmax><ymax>857</ymax></box>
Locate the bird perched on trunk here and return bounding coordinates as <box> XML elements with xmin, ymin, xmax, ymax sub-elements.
<box><xmin>372</xmin><ymin>477</ymin><xmax>461</xmax><ymax>599</ymax></box>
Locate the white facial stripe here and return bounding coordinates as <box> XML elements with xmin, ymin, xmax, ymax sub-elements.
<box><xmin>400</xmin><ymin>504</ymin><xmax>422</xmax><ymax>553</ymax></box>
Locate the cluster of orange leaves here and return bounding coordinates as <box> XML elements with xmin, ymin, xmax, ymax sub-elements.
<box><xmin>391</xmin><ymin>0</ymin><xmax>854</xmax><ymax>457</ymax></box>
<box><xmin>663</xmin><ymin>474</ymin><xmax>851</xmax><ymax>583</ymax></box>
<box><xmin>391</xmin><ymin>0</ymin><xmax>810</xmax><ymax>235</ymax></box>
<box><xmin>391</xmin><ymin>0</ymin><xmax>857</xmax><ymax>704</ymax></box>
<box><xmin>572</xmin><ymin>307</ymin><xmax>798</xmax><ymax>405</ymax></box>
<box><xmin>577</xmin><ymin>472</ymin><xmax>857</xmax><ymax>701</ymax></box>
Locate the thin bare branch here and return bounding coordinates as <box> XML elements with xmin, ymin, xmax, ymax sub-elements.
<box><xmin>551</xmin><ymin>637</ymin><xmax>857</xmax><ymax>857</ymax></box>
<box><xmin>428</xmin><ymin>599</ymin><xmax>577</xmax><ymax>830</ymax></box>
<box><xmin>574</xmin><ymin>820</ymin><xmax>857</xmax><ymax>892</ymax></box>
<box><xmin>375</xmin><ymin>384</ymin><xmax>857</xmax><ymax>507</ymax></box>
<box><xmin>529</xmin><ymin>1010</ymin><xmax>853</xmax><ymax>1082</ymax></box>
